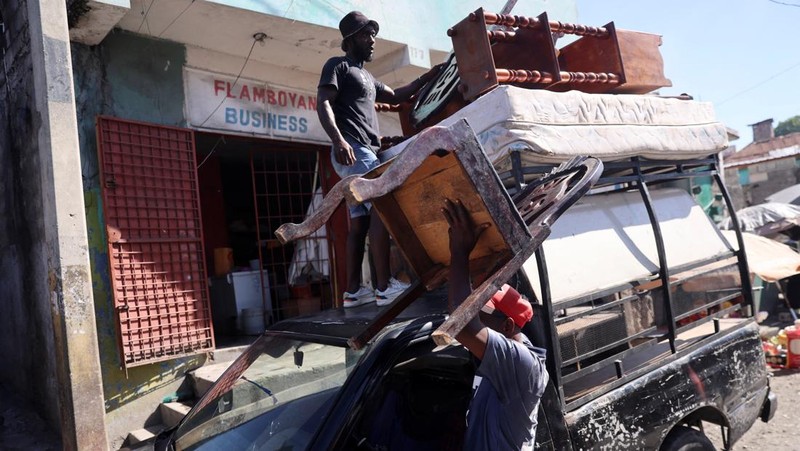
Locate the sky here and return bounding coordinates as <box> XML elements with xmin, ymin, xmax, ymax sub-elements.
<box><xmin>575</xmin><ymin>0</ymin><xmax>800</xmax><ymax>146</ymax></box>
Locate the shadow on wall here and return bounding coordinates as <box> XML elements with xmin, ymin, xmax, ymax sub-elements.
<box><xmin>71</xmin><ymin>29</ymin><xmax>202</xmax><ymax>413</ymax></box>
<box><xmin>104</xmin><ymin>357</ymin><xmax>206</xmax><ymax>411</ymax></box>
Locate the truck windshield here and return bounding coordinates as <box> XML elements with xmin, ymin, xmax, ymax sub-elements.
<box><xmin>172</xmin><ymin>335</ymin><xmax>364</xmax><ymax>450</ymax></box>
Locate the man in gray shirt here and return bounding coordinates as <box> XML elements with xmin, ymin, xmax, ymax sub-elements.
<box><xmin>442</xmin><ymin>198</ymin><xmax>549</xmax><ymax>451</ymax></box>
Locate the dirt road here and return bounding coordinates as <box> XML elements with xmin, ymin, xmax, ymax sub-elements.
<box><xmin>707</xmin><ymin>367</ymin><xmax>800</xmax><ymax>450</ymax></box>
<box><xmin>730</xmin><ymin>367</ymin><xmax>800</xmax><ymax>450</ymax></box>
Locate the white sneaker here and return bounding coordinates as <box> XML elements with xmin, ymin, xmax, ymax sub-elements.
<box><xmin>376</xmin><ymin>278</ymin><xmax>411</xmax><ymax>306</ymax></box>
<box><xmin>343</xmin><ymin>286</ymin><xmax>375</xmax><ymax>308</ymax></box>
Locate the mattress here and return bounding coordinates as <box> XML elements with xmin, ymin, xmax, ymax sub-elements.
<box><xmin>386</xmin><ymin>86</ymin><xmax>728</xmax><ymax>171</ymax></box>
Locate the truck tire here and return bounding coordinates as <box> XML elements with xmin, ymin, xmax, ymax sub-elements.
<box><xmin>660</xmin><ymin>426</ymin><xmax>716</xmax><ymax>451</ymax></box>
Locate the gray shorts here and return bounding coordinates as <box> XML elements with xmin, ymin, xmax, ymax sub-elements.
<box><xmin>331</xmin><ymin>136</ymin><xmax>383</xmax><ymax>218</ymax></box>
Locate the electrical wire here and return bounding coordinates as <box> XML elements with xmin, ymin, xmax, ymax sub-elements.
<box><xmin>282</xmin><ymin>0</ymin><xmax>296</xmax><ymax>17</ymax></box>
<box><xmin>768</xmin><ymin>0</ymin><xmax>800</xmax><ymax>7</ymax></box>
<box><xmin>196</xmin><ymin>135</ymin><xmax>226</xmax><ymax>169</ymax></box>
<box><xmin>157</xmin><ymin>0</ymin><xmax>196</xmax><ymax>38</ymax></box>
<box><xmin>318</xmin><ymin>0</ymin><xmax>346</xmax><ymax>15</ymax></box>
<box><xmin>197</xmin><ymin>36</ymin><xmax>259</xmax><ymax>128</ymax></box>
<box><xmin>137</xmin><ymin>0</ymin><xmax>156</xmax><ymax>34</ymax></box>
<box><xmin>717</xmin><ymin>60</ymin><xmax>800</xmax><ymax>106</ymax></box>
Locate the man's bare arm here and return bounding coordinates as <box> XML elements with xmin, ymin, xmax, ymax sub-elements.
<box><xmin>443</xmin><ymin>198</ymin><xmax>491</xmax><ymax>360</ymax></box>
<box><xmin>316</xmin><ymin>86</ymin><xmax>355</xmax><ymax>166</ymax></box>
<box><xmin>376</xmin><ymin>63</ymin><xmax>445</xmax><ymax>104</ymax></box>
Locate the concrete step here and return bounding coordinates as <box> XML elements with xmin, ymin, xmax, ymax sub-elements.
<box><xmin>209</xmin><ymin>344</ymin><xmax>251</xmax><ymax>364</ymax></box>
<box><xmin>159</xmin><ymin>401</ymin><xmax>193</xmax><ymax>429</ymax></box>
<box><xmin>191</xmin><ymin>361</ymin><xmax>236</xmax><ymax>399</ymax></box>
<box><xmin>117</xmin><ymin>344</ymin><xmax>253</xmax><ymax>450</ymax></box>
<box><xmin>190</xmin><ymin>343</ymin><xmax>346</xmax><ymax>410</ymax></box>
<box><xmin>125</xmin><ymin>424</ymin><xmax>165</xmax><ymax>447</ymax></box>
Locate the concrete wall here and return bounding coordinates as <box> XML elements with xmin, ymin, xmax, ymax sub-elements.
<box><xmin>725</xmin><ymin>157</ymin><xmax>800</xmax><ymax>208</ymax></box>
<box><xmin>0</xmin><ymin>0</ymin><xmax>56</xmax><ymax>426</ymax></box>
<box><xmin>71</xmin><ymin>30</ymin><xmax>208</xmax><ymax>446</ymax></box>
<box><xmin>720</xmin><ymin>168</ymin><xmax>747</xmax><ymax>212</ymax></box>
<box><xmin>0</xmin><ymin>0</ymin><xmax>107</xmax><ymax>449</ymax></box>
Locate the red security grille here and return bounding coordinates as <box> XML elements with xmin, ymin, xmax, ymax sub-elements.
<box><xmin>97</xmin><ymin>116</ymin><xmax>214</xmax><ymax>368</ymax></box>
<box><xmin>251</xmin><ymin>146</ymin><xmax>338</xmax><ymax>320</ymax></box>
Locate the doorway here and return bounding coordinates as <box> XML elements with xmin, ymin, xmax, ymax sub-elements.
<box><xmin>194</xmin><ymin>132</ymin><xmax>344</xmax><ymax>343</ymax></box>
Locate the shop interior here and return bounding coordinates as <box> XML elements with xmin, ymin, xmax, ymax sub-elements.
<box><xmin>194</xmin><ymin>132</ymin><xmax>337</xmax><ymax>343</ymax></box>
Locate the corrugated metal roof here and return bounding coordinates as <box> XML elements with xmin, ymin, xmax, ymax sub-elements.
<box><xmin>726</xmin><ymin>131</ymin><xmax>800</xmax><ymax>168</ymax></box>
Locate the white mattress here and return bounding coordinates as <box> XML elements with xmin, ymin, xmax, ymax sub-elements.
<box><xmin>386</xmin><ymin>86</ymin><xmax>728</xmax><ymax>171</ymax></box>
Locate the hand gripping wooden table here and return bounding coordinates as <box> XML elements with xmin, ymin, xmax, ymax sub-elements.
<box><xmin>275</xmin><ymin>119</ymin><xmax>602</xmax><ymax>349</ymax></box>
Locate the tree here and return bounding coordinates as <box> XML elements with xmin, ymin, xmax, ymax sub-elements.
<box><xmin>775</xmin><ymin>115</ymin><xmax>800</xmax><ymax>137</ymax></box>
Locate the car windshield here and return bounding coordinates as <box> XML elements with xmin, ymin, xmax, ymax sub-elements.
<box><xmin>172</xmin><ymin>334</ymin><xmax>364</xmax><ymax>450</ymax></box>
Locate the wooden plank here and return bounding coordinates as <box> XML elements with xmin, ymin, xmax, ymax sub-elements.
<box><xmin>490</xmin><ymin>12</ymin><xmax>561</xmax><ymax>89</ymax></box>
<box><xmin>453</xmin><ymin>122</ymin><xmax>531</xmax><ymax>254</ymax></box>
<box><xmin>432</xmin><ymin>233</ymin><xmax>547</xmax><ymax>346</ymax></box>
<box><xmin>450</xmin><ymin>8</ymin><xmax>499</xmax><ymax>101</ymax></box>
<box><xmin>387</xmin><ymin>159</ymin><xmax>507</xmax><ymax>265</ymax></box>
<box><xmin>553</xmin><ymin>22</ymin><xmax>625</xmax><ymax>94</ymax></box>
<box><xmin>348</xmin><ymin>126</ymin><xmax>464</xmax><ymax>203</ymax></box>
<box><xmin>370</xmin><ymin>194</ymin><xmax>435</xmax><ymax>280</ymax></box>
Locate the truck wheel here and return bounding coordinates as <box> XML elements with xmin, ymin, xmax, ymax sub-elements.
<box><xmin>660</xmin><ymin>426</ymin><xmax>715</xmax><ymax>451</ymax></box>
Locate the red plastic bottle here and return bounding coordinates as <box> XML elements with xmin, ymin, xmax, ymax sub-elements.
<box><xmin>786</xmin><ymin>325</ymin><xmax>800</xmax><ymax>369</ymax></box>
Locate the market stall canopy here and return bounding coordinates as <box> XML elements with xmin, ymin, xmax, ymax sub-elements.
<box><xmin>721</xmin><ymin>231</ymin><xmax>800</xmax><ymax>282</ymax></box>
<box><xmin>765</xmin><ymin>184</ymin><xmax>800</xmax><ymax>206</ymax></box>
<box><xmin>719</xmin><ymin>202</ymin><xmax>800</xmax><ymax>237</ymax></box>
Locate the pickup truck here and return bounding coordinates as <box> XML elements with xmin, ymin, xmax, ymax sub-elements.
<box><xmin>151</xmin><ymin>121</ymin><xmax>776</xmax><ymax>450</ymax></box>
<box><xmin>155</xmin><ymin>25</ymin><xmax>776</xmax><ymax>446</ymax></box>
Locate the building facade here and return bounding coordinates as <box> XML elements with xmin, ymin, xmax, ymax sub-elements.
<box><xmin>724</xmin><ymin>118</ymin><xmax>800</xmax><ymax>209</ymax></box>
<box><xmin>1</xmin><ymin>0</ymin><xmax>577</xmax><ymax>447</ymax></box>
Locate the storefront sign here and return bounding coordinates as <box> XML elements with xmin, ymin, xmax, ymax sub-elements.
<box><xmin>184</xmin><ymin>68</ymin><xmax>328</xmax><ymax>143</ymax></box>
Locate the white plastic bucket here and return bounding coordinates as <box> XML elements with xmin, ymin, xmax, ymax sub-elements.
<box><xmin>240</xmin><ymin>308</ymin><xmax>265</xmax><ymax>335</ymax></box>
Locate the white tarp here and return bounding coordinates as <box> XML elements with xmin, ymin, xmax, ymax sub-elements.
<box><xmin>766</xmin><ymin>183</ymin><xmax>800</xmax><ymax>205</ymax></box>
<box><xmin>287</xmin><ymin>188</ymin><xmax>330</xmax><ymax>285</ymax></box>
<box><xmin>523</xmin><ymin>188</ymin><xmax>732</xmax><ymax>304</ymax></box>
<box><xmin>719</xmin><ymin>202</ymin><xmax>800</xmax><ymax>236</ymax></box>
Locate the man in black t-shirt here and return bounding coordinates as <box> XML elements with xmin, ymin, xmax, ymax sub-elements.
<box><xmin>317</xmin><ymin>11</ymin><xmax>441</xmax><ymax>308</ymax></box>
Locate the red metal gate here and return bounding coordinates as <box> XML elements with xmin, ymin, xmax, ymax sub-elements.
<box><xmin>250</xmin><ymin>145</ymin><xmax>340</xmax><ymax>319</ymax></box>
<box><xmin>97</xmin><ymin>116</ymin><xmax>214</xmax><ymax>368</ymax></box>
